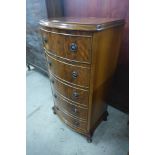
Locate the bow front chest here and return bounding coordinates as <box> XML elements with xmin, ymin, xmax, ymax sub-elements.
<box><xmin>40</xmin><ymin>17</ymin><xmax>124</xmax><ymax>142</ymax></box>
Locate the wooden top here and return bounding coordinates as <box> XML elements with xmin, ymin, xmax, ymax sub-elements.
<box><xmin>39</xmin><ymin>17</ymin><xmax>125</xmax><ymax>31</ymax></box>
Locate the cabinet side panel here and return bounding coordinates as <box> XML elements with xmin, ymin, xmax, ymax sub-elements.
<box><xmin>90</xmin><ymin>26</ymin><xmax>124</xmax><ymax>129</ymax></box>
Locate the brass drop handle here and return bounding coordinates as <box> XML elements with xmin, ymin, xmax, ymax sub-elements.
<box><xmin>70</xmin><ymin>43</ymin><xmax>78</xmax><ymax>52</ymax></box>
<box><xmin>72</xmin><ymin>71</ymin><xmax>78</xmax><ymax>79</ymax></box>
<box><xmin>74</xmin><ymin>121</ymin><xmax>79</xmax><ymax>126</ymax></box>
<box><xmin>72</xmin><ymin>107</ymin><xmax>78</xmax><ymax>113</ymax></box>
<box><xmin>72</xmin><ymin>92</ymin><xmax>79</xmax><ymax>99</ymax></box>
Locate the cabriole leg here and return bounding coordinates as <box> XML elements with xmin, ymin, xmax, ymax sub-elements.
<box><xmin>86</xmin><ymin>132</ymin><xmax>93</xmax><ymax>143</ymax></box>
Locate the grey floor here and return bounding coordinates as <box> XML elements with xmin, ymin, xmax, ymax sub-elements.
<box><xmin>26</xmin><ymin>68</ymin><xmax>129</xmax><ymax>155</ymax></box>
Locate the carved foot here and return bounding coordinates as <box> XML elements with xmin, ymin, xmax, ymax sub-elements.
<box><xmin>52</xmin><ymin>106</ymin><xmax>56</xmax><ymax>115</ymax></box>
<box><xmin>87</xmin><ymin>137</ymin><xmax>92</xmax><ymax>143</ymax></box>
<box><xmin>86</xmin><ymin>133</ymin><xmax>93</xmax><ymax>143</ymax></box>
<box><xmin>103</xmin><ymin>110</ymin><xmax>109</xmax><ymax>121</ymax></box>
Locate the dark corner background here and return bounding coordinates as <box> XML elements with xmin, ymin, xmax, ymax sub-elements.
<box><xmin>26</xmin><ymin>0</ymin><xmax>129</xmax><ymax>114</ymax></box>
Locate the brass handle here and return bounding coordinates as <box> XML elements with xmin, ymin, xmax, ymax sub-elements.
<box><xmin>72</xmin><ymin>71</ymin><xmax>78</xmax><ymax>79</ymax></box>
<box><xmin>70</xmin><ymin>43</ymin><xmax>78</xmax><ymax>52</ymax></box>
<box><xmin>72</xmin><ymin>92</ymin><xmax>79</xmax><ymax>99</ymax></box>
<box><xmin>72</xmin><ymin>107</ymin><xmax>78</xmax><ymax>113</ymax></box>
<box><xmin>74</xmin><ymin>121</ymin><xmax>79</xmax><ymax>126</ymax></box>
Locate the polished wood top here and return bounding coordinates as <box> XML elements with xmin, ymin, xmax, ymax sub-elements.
<box><xmin>40</xmin><ymin>17</ymin><xmax>125</xmax><ymax>31</ymax></box>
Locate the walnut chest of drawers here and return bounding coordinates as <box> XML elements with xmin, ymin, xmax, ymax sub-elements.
<box><xmin>40</xmin><ymin>17</ymin><xmax>124</xmax><ymax>142</ymax></box>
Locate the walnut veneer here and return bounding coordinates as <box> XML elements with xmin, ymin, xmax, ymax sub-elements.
<box><xmin>40</xmin><ymin>17</ymin><xmax>124</xmax><ymax>142</ymax></box>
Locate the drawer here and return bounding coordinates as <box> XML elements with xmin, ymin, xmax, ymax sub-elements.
<box><xmin>50</xmin><ymin>75</ymin><xmax>89</xmax><ymax>106</ymax></box>
<box><xmin>55</xmin><ymin>106</ymin><xmax>87</xmax><ymax>131</ymax></box>
<box><xmin>53</xmin><ymin>91</ymin><xmax>88</xmax><ymax>120</ymax></box>
<box><xmin>46</xmin><ymin>54</ymin><xmax>90</xmax><ymax>88</ymax></box>
<box><xmin>41</xmin><ymin>29</ymin><xmax>92</xmax><ymax>63</ymax></box>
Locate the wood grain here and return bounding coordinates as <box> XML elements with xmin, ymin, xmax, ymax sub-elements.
<box><xmin>89</xmin><ymin>25</ymin><xmax>124</xmax><ymax>129</ymax></box>
<box><xmin>63</xmin><ymin>0</ymin><xmax>129</xmax><ymax>65</ymax></box>
<box><xmin>40</xmin><ymin>28</ymin><xmax>92</xmax><ymax>63</ymax></box>
<box><xmin>45</xmin><ymin>52</ymin><xmax>90</xmax><ymax>88</ymax></box>
<box><xmin>53</xmin><ymin>92</ymin><xmax>88</xmax><ymax>120</ymax></box>
<box><xmin>50</xmin><ymin>74</ymin><xmax>89</xmax><ymax>107</ymax></box>
<box><xmin>40</xmin><ymin>17</ymin><xmax>124</xmax><ymax>31</ymax></box>
<box><xmin>55</xmin><ymin>107</ymin><xmax>87</xmax><ymax>132</ymax></box>
<box><xmin>40</xmin><ymin>17</ymin><xmax>124</xmax><ymax>140</ymax></box>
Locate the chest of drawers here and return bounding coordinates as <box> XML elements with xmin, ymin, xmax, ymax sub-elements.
<box><xmin>40</xmin><ymin>17</ymin><xmax>124</xmax><ymax>142</ymax></box>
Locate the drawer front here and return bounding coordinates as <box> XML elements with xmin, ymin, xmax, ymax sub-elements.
<box><xmin>53</xmin><ymin>91</ymin><xmax>88</xmax><ymax>120</ymax></box>
<box><xmin>41</xmin><ymin>29</ymin><xmax>92</xmax><ymax>63</ymax></box>
<box><xmin>50</xmin><ymin>75</ymin><xmax>89</xmax><ymax>106</ymax></box>
<box><xmin>55</xmin><ymin>106</ymin><xmax>87</xmax><ymax>131</ymax></box>
<box><xmin>46</xmin><ymin>54</ymin><xmax>90</xmax><ymax>88</ymax></box>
